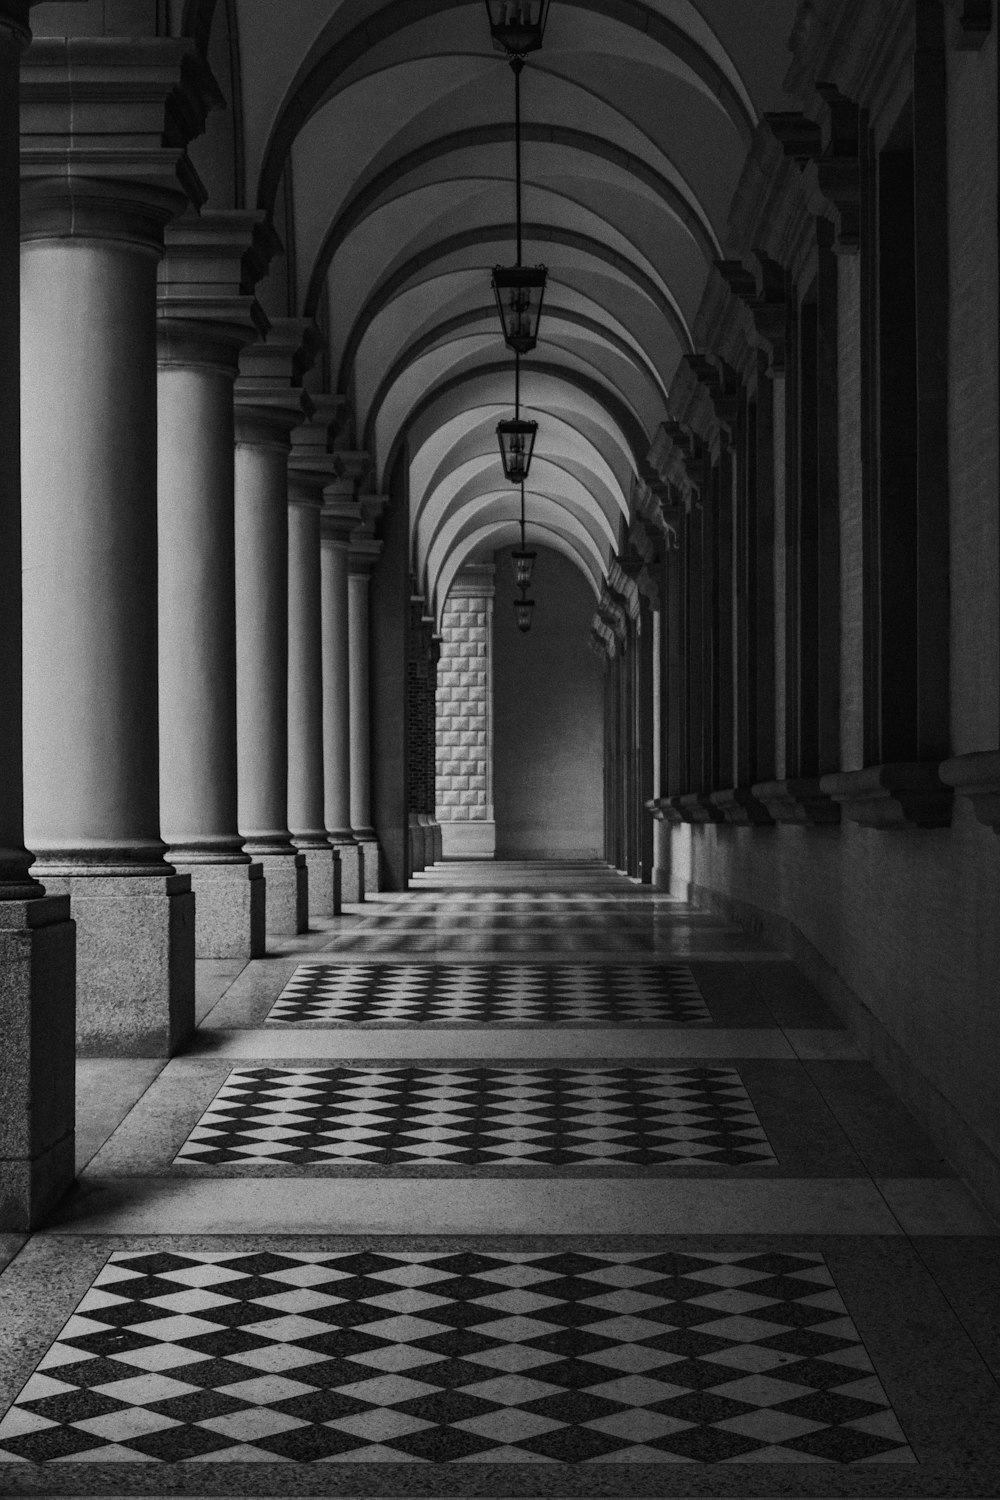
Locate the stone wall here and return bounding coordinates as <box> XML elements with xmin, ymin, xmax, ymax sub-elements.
<box><xmin>493</xmin><ymin>546</ymin><xmax>603</xmax><ymax>859</ymax></box>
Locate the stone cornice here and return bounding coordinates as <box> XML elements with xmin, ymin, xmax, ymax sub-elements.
<box><xmin>20</xmin><ymin>36</ymin><xmax>219</xmax><ymax>234</ymax></box>
<box><xmin>820</xmin><ymin>762</ymin><xmax>953</xmax><ymax>830</ymax></box>
<box><xmin>785</xmin><ymin>0</ymin><xmax>913</xmax><ymax>146</ymax></box>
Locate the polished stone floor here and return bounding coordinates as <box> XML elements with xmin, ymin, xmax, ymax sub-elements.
<box><xmin>0</xmin><ymin>859</ymin><xmax>998</xmax><ymax>1496</ymax></box>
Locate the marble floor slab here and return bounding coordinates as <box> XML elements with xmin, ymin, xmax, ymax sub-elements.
<box><xmin>2</xmin><ymin>860</ymin><xmax>997</xmax><ymax>1499</ymax></box>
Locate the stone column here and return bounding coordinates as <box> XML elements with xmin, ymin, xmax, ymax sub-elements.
<box><xmin>157</xmin><ymin>211</ymin><xmax>274</xmax><ymax>958</ymax></box>
<box><xmin>349</xmin><ymin>497</ymin><xmax>386</xmax><ymax>893</ymax></box>
<box><xmin>0</xmin><ymin>1</ymin><xmax>75</xmax><ymax>1229</ymax></box>
<box><xmin>287</xmin><ymin>398</ymin><xmax>348</xmax><ymax>918</ymax></box>
<box><xmin>234</xmin><ymin>322</ymin><xmax>315</xmax><ymax>935</ymax></box>
<box><xmin>321</xmin><ymin>487</ymin><xmax>364</xmax><ymax>902</ymax></box>
<box><xmin>20</xmin><ymin>38</ymin><xmax>209</xmax><ymax>1056</ymax></box>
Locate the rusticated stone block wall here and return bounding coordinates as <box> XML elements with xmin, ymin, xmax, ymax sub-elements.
<box><xmin>435</xmin><ymin>570</ymin><xmax>493</xmax><ymax>828</ymax></box>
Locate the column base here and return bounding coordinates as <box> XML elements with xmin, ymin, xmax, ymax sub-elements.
<box><xmin>256</xmin><ymin>852</ymin><xmax>308</xmax><ymax>935</ymax></box>
<box><xmin>335</xmin><ymin>841</ymin><xmax>364</xmax><ymax>904</ymax></box>
<box><xmin>358</xmin><ymin>838</ymin><xmax>381</xmax><ymax>894</ymax></box>
<box><xmin>173</xmin><ymin>862</ymin><xmax>265</xmax><ymax>960</ymax></box>
<box><xmin>409</xmin><ymin>816</ymin><xmax>426</xmax><ymax>874</ymax></box>
<box><xmin>37</xmin><ymin>872</ymin><xmax>194</xmax><ymax>1058</ymax></box>
<box><xmin>0</xmin><ymin>897</ymin><xmax>76</xmax><ymax>1230</ymax></box>
<box><xmin>295</xmin><ymin>844</ymin><xmax>338</xmax><ymax>918</ymax></box>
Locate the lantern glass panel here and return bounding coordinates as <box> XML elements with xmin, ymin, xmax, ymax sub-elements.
<box><xmin>496</xmin><ymin>418</ymin><xmax>538</xmax><ymax>483</ymax></box>
<box><xmin>492</xmin><ymin>265</ymin><xmax>547</xmax><ymax>353</ymax></box>
<box><xmin>514</xmin><ymin>596</ymin><xmax>535</xmax><ymax>633</ymax></box>
<box><xmin>511</xmin><ymin>548</ymin><xmax>536</xmax><ymax>589</ymax></box>
<box><xmin>485</xmin><ymin>0</ymin><xmax>550</xmax><ymax>55</ymax></box>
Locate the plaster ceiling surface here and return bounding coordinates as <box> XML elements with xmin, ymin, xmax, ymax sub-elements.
<box><xmin>216</xmin><ymin>0</ymin><xmax>798</xmax><ymax>608</ymax></box>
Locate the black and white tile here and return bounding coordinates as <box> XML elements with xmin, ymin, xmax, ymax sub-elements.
<box><xmin>173</xmin><ymin>1067</ymin><xmax>776</xmax><ymax>1169</ymax></box>
<box><xmin>268</xmin><ymin>963</ymin><xmax>710</xmax><ymax>1026</ymax></box>
<box><xmin>0</xmin><ymin>1249</ymin><xmax>913</xmax><ymax>1464</ymax></box>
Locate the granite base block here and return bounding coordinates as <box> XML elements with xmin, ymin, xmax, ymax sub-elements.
<box><xmin>296</xmin><ymin>846</ymin><xmax>337</xmax><ymax>918</ymax></box>
<box><xmin>256</xmin><ymin>853</ymin><xmax>308</xmax><ymax>936</ymax></box>
<box><xmin>335</xmin><ymin>841</ymin><xmax>363</xmax><ymax>904</ymax></box>
<box><xmin>176</xmin><ymin>861</ymin><xmax>264</xmax><ymax>960</ymax></box>
<box><xmin>441</xmin><ymin>818</ymin><xmax>497</xmax><ymax>858</ymax></box>
<box><xmin>359</xmin><ymin>839</ymin><xmax>381</xmax><ymax>894</ymax></box>
<box><xmin>0</xmin><ymin>897</ymin><xmax>76</xmax><ymax>1230</ymax></box>
<box><xmin>36</xmin><ymin>874</ymin><xmax>194</xmax><ymax>1059</ymax></box>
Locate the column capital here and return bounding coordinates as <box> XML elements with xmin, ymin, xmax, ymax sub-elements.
<box><xmin>288</xmin><ymin>395</ymin><xmax>351</xmax><ymax>504</ymax></box>
<box><xmin>321</xmin><ymin>498</ymin><xmax>363</xmax><ymax>544</ymax></box>
<box><xmin>157</xmin><ymin>210</ymin><xmax>275</xmax><ymax>369</ymax></box>
<box><xmin>20</xmin><ymin>37</ymin><xmax>216</xmax><ymax>245</ymax></box>
<box><xmin>235</xmin><ymin>319</ymin><xmax>318</xmax><ymax>448</ymax></box>
<box><xmin>349</xmin><ymin>538</ymin><xmax>383</xmax><ymax>573</ymax></box>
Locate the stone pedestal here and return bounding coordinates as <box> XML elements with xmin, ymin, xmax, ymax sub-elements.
<box><xmin>0</xmin><ymin>896</ymin><xmax>76</xmax><ymax>1230</ymax></box>
<box><xmin>42</xmin><ymin>874</ymin><xmax>194</xmax><ymax>1057</ymax></box>
<box><xmin>172</xmin><ymin>861</ymin><xmax>265</xmax><ymax>960</ymax></box>
<box><xmin>254</xmin><ymin>852</ymin><xmax>307</xmax><ymax>935</ymax></box>
<box><xmin>358</xmin><ymin>839</ymin><xmax>381</xmax><ymax>894</ymax></box>
<box><xmin>335</xmin><ymin>840</ymin><xmax>364</xmax><ymax>905</ymax></box>
<box><xmin>19</xmin><ymin>39</ymin><xmax>210</xmax><ymax>1053</ymax></box>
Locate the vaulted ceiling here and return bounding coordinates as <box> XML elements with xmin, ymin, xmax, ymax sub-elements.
<box><xmin>40</xmin><ymin>0</ymin><xmax>801</xmax><ymax>616</ymax></box>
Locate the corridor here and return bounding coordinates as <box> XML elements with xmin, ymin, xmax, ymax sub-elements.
<box><xmin>0</xmin><ymin>863</ymin><xmax>997</xmax><ymax>1493</ymax></box>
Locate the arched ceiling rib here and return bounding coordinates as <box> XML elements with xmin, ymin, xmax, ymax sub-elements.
<box><xmin>219</xmin><ymin>0</ymin><xmax>797</xmax><ymax>608</ymax></box>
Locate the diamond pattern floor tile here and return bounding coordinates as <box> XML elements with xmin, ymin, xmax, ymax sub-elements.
<box><xmin>267</xmin><ymin>963</ymin><xmax>710</xmax><ymax>1026</ymax></box>
<box><xmin>172</xmin><ymin>1067</ymin><xmax>776</xmax><ymax>1169</ymax></box>
<box><xmin>0</xmin><ymin>1250</ymin><xmax>914</xmax><ymax>1464</ymax></box>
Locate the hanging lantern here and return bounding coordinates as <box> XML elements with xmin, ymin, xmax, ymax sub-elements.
<box><xmin>484</xmin><ymin>0</ymin><xmax>551</xmax><ymax>57</ymax></box>
<box><xmin>492</xmin><ymin>264</ymin><xmax>547</xmax><ymax>353</ymax></box>
<box><xmin>513</xmin><ymin>595</ymin><xmax>536</xmax><ymax>632</ymax></box>
<box><xmin>496</xmin><ymin>416</ymin><xmax>538</xmax><ymax>482</ymax></box>
<box><xmin>511</xmin><ymin>547</ymin><xmax>536</xmax><ymax>589</ymax></box>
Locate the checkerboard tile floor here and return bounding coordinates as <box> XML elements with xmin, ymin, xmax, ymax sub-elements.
<box><xmin>267</xmin><ymin>964</ymin><xmax>711</xmax><ymax>1026</ymax></box>
<box><xmin>0</xmin><ymin>1250</ymin><xmax>913</xmax><ymax>1464</ymax></box>
<box><xmin>173</xmin><ymin>1067</ymin><xmax>776</xmax><ymax>1169</ymax></box>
